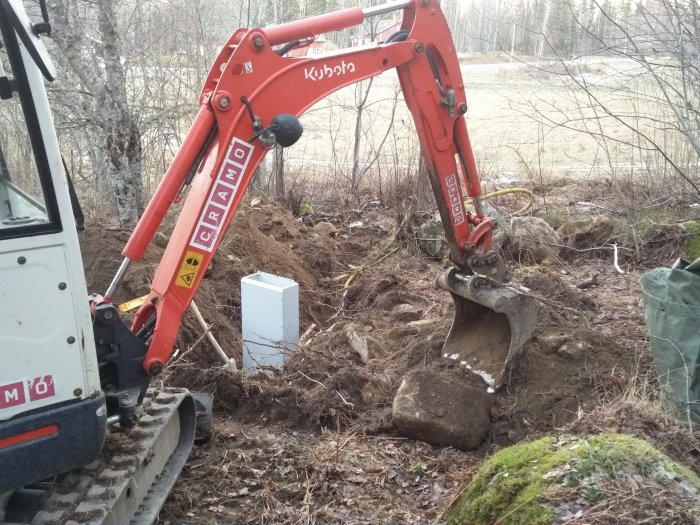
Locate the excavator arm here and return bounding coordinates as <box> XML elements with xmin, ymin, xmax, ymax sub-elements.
<box><xmin>107</xmin><ymin>0</ymin><xmax>535</xmax><ymax>394</ymax></box>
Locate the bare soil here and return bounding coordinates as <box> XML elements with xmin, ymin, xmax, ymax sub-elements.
<box><xmin>78</xmin><ymin>186</ymin><xmax>700</xmax><ymax>524</ymax></box>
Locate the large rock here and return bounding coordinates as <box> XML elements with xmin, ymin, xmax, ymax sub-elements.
<box><xmin>684</xmin><ymin>221</ymin><xmax>700</xmax><ymax>259</ymax></box>
<box><xmin>447</xmin><ymin>434</ymin><xmax>700</xmax><ymax>525</ymax></box>
<box><xmin>508</xmin><ymin>217</ymin><xmax>561</xmax><ymax>262</ymax></box>
<box><xmin>392</xmin><ymin>370</ymin><xmax>492</xmax><ymax>451</ymax></box>
<box><xmin>558</xmin><ymin>215</ymin><xmax>614</xmax><ymax>249</ymax></box>
<box><xmin>556</xmin><ymin>341</ymin><xmax>590</xmax><ymax>361</ymax></box>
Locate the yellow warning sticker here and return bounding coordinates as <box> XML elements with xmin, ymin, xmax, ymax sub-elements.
<box><xmin>176</xmin><ymin>250</ymin><xmax>203</xmax><ymax>288</ymax></box>
<box><xmin>118</xmin><ymin>294</ymin><xmax>148</xmax><ymax>313</ymax></box>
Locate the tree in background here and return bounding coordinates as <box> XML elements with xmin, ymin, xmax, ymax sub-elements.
<box><xmin>47</xmin><ymin>0</ymin><xmax>266</xmax><ymax>226</ymax></box>
<box><xmin>48</xmin><ymin>0</ymin><xmax>696</xmax><ymax>219</ymax></box>
<box><xmin>528</xmin><ymin>0</ymin><xmax>700</xmax><ymax>194</ymax></box>
<box><xmin>50</xmin><ymin>0</ymin><xmax>143</xmax><ymax>228</ymax></box>
<box><xmin>303</xmin><ymin>0</ymin><xmax>340</xmax><ymax>17</ymax></box>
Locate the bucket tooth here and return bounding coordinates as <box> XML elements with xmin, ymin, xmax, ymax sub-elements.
<box><xmin>436</xmin><ymin>268</ymin><xmax>537</xmax><ymax>390</ymax></box>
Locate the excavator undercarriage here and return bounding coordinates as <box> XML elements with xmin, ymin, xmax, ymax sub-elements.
<box><xmin>2</xmin><ymin>390</ymin><xmax>197</xmax><ymax>525</ymax></box>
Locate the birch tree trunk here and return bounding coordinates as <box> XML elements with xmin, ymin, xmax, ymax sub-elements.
<box><xmin>50</xmin><ymin>0</ymin><xmax>143</xmax><ymax>228</ymax></box>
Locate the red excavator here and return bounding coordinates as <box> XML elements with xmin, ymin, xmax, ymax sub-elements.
<box><xmin>0</xmin><ymin>0</ymin><xmax>536</xmax><ymax>522</ymax></box>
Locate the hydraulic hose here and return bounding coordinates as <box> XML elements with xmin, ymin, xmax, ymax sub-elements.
<box><xmin>475</xmin><ymin>187</ymin><xmax>535</xmax><ymax>217</ymax></box>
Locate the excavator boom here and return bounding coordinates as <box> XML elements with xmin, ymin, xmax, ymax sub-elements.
<box><xmin>106</xmin><ymin>0</ymin><xmax>535</xmax><ymax>390</ymax></box>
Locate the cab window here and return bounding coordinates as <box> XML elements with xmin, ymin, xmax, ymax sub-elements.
<box><xmin>0</xmin><ymin>17</ymin><xmax>60</xmax><ymax>238</ymax></box>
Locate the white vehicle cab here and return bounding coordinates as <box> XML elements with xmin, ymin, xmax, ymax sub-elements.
<box><xmin>0</xmin><ymin>3</ymin><xmax>196</xmax><ymax>523</ymax></box>
<box><xmin>0</xmin><ymin>0</ymin><xmax>105</xmax><ymax>488</ymax></box>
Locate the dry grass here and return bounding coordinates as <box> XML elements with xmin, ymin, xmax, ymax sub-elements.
<box><xmin>571</xmin><ymin>346</ymin><xmax>700</xmax><ymax>478</ymax></box>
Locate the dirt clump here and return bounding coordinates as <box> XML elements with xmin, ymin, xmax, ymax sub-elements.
<box><xmin>522</xmin><ymin>272</ymin><xmax>596</xmax><ymax>314</ymax></box>
<box><xmin>79</xmin><ymin>197</ymin><xmax>339</xmax><ymax>371</ymax></box>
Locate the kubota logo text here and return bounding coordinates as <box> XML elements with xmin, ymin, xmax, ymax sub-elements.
<box><xmin>304</xmin><ymin>60</ymin><xmax>356</xmax><ymax>81</ymax></box>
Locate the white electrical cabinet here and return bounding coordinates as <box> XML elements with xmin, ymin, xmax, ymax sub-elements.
<box><xmin>241</xmin><ymin>272</ymin><xmax>299</xmax><ymax>375</ymax></box>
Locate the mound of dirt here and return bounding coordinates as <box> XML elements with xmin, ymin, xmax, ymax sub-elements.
<box><xmin>79</xmin><ymin>200</ymin><xmax>645</xmax><ymax>440</ymax></box>
<box><xmin>78</xmin><ymin>196</ymin><xmax>670</xmax><ymax>524</ymax></box>
<box><xmin>80</xmin><ymin>197</ymin><xmax>342</xmax><ymax>369</ymax></box>
<box><xmin>488</xmin><ymin>267</ymin><xmax>644</xmax><ymax>444</ymax></box>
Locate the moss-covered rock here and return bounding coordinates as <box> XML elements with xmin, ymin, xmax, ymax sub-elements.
<box><xmin>447</xmin><ymin>434</ymin><xmax>700</xmax><ymax>525</ymax></box>
<box><xmin>448</xmin><ymin>437</ymin><xmax>564</xmax><ymax>525</ymax></box>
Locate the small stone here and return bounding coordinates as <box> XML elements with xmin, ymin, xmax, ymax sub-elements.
<box><xmin>391</xmin><ymin>303</ymin><xmax>422</xmax><ymax>322</ymax></box>
<box><xmin>250</xmin><ymin>197</ymin><xmax>262</xmax><ymax>207</ymax></box>
<box><xmin>314</xmin><ymin>221</ymin><xmax>338</xmax><ymax>236</ymax></box>
<box><xmin>361</xmin><ymin>381</ymin><xmax>388</xmax><ymax>405</ymax></box>
<box><xmin>388</xmin><ymin>318</ymin><xmax>436</xmax><ymax>338</ymax></box>
<box><xmin>407</xmin><ymin>319</ymin><xmax>436</xmax><ymax>328</ymax></box>
<box><xmin>575</xmin><ymin>274</ymin><xmax>598</xmax><ymax>289</ymax></box>
<box><xmin>387</xmin><ymin>325</ymin><xmax>420</xmax><ymax>339</ymax></box>
<box><xmin>557</xmin><ymin>341</ymin><xmax>589</xmax><ymax>361</ymax></box>
<box><xmin>153</xmin><ymin>232</ymin><xmax>169</xmax><ymax>249</ymax></box>
<box><xmin>344</xmin><ymin>323</ymin><xmax>383</xmax><ymax>363</ymax></box>
<box><xmin>538</xmin><ymin>334</ymin><xmax>571</xmax><ymax>354</ymax></box>
<box><xmin>392</xmin><ymin>370</ymin><xmax>492</xmax><ymax>451</ymax></box>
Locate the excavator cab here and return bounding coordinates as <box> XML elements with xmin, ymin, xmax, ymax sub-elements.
<box><xmin>0</xmin><ymin>2</ymin><xmax>197</xmax><ymax>522</ymax></box>
<box><xmin>0</xmin><ymin>0</ymin><xmax>107</xmax><ymax>495</ymax></box>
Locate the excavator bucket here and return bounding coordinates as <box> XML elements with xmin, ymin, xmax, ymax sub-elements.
<box><xmin>436</xmin><ymin>268</ymin><xmax>537</xmax><ymax>390</ymax></box>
